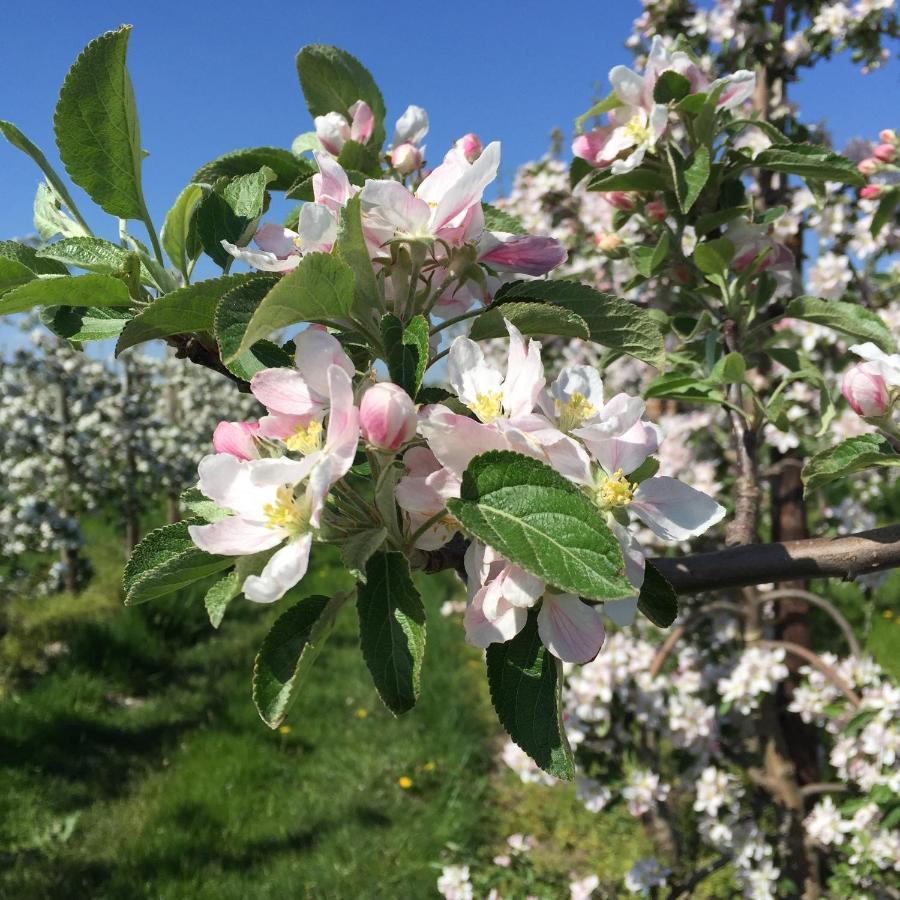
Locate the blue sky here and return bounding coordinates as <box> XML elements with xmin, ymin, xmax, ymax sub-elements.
<box><xmin>1</xmin><ymin>0</ymin><xmax>897</xmax><ymax>347</ymax></box>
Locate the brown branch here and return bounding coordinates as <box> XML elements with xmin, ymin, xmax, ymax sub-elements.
<box><xmin>167</xmin><ymin>335</ymin><xmax>251</xmax><ymax>392</ymax></box>
<box><xmin>799</xmin><ymin>782</ymin><xmax>849</xmax><ymax>800</ymax></box>
<box><xmin>762</xmin><ymin>589</ymin><xmax>861</xmax><ymax>658</ymax></box>
<box><xmin>649</xmin><ymin>602</ymin><xmax>746</xmax><ymax>678</ymax></box>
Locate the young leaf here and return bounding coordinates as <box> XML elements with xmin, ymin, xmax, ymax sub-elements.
<box><xmin>654</xmin><ymin>70</ymin><xmax>691</xmax><ymax>104</ymax></box>
<box><xmin>637</xmin><ymin>561</ymin><xmax>678</xmax><ymax>627</ymax></box>
<box><xmin>54</xmin><ymin>26</ymin><xmax>147</xmax><ymax>219</ymax></box>
<box><xmin>41</xmin><ymin>305</ymin><xmax>131</xmax><ymax>344</ymax></box>
<box><xmin>630</xmin><ymin>231</ymin><xmax>670</xmax><ymax>278</ymax></box>
<box><xmin>192</xmin><ymin>147</ymin><xmax>314</xmax><ymax>192</ymax></box>
<box><xmin>492</xmin><ymin>280</ymin><xmax>665</xmax><ymax>368</ymax></box>
<box><xmin>486</xmin><ymin>610</ymin><xmax>574</xmax><ymax>780</ymax></box>
<box><xmin>785</xmin><ymin>296</ymin><xmax>896</xmax><ymax>354</ymax></box>
<box><xmin>357</xmin><ymin>552</ymin><xmax>427</xmax><ymax>716</ymax></box>
<box><xmin>215</xmin><ymin>276</ymin><xmax>293</xmax><ymax>378</ymax></box>
<box><xmin>693</xmin><ymin>237</ymin><xmax>735</xmax><ymax>275</ymax></box>
<box><xmin>574</xmin><ymin>89</ymin><xmax>622</xmax><ymax>133</ymax></box>
<box><xmin>752</xmin><ymin>143</ymin><xmax>865</xmax><ymax>187</ymax></box>
<box><xmin>672</xmin><ymin>146</ymin><xmax>710</xmax><ymax>213</ymax></box>
<box><xmin>340</xmin><ymin>527</ymin><xmax>388</xmax><ymax>581</ymax></box>
<box><xmin>381</xmin><ymin>314</ymin><xmax>429</xmax><ymax>398</ymax></box>
<box><xmin>482</xmin><ymin>203</ymin><xmax>528</xmax><ymax>235</ymax></box>
<box><xmin>709</xmin><ymin>352</ymin><xmax>746</xmax><ymax>384</ymax></box>
<box><xmin>252</xmin><ymin>593</ymin><xmax>346</xmax><ymax>727</ymax></box>
<box><xmin>447</xmin><ymin>451</ymin><xmax>633</xmax><ymax>601</ymax></box>
<box><xmin>161</xmin><ymin>183</ymin><xmax>204</xmax><ymax>278</ymax></box>
<box><xmin>334</xmin><ymin>195</ymin><xmax>381</xmax><ymax>318</ymax></box>
<box><xmin>0</xmin><ymin>240</ymin><xmax>68</xmax><ymax>276</ymax></box>
<box><xmin>37</xmin><ymin>237</ymin><xmax>153</xmax><ymax>283</ymax></box>
<box><xmin>33</xmin><ymin>182</ymin><xmax>89</xmax><ymax>240</ymax></box>
<box><xmin>802</xmin><ymin>435</ymin><xmax>900</xmax><ymax>494</ymax></box>
<box><xmin>589</xmin><ymin>169</ymin><xmax>668</xmax><ymax>192</ymax></box>
<box><xmin>0</xmin><ymin>258</ymin><xmax>36</xmax><ymax>295</ymax></box>
<box><xmin>871</xmin><ymin>188</ymin><xmax>899</xmax><ymax>239</ymax></box>
<box><xmin>468</xmin><ymin>302</ymin><xmax>590</xmax><ymax>342</ymax></box>
<box><xmin>230</xmin><ymin>252</ymin><xmax>355</xmax><ymax>360</ymax></box>
<box><xmin>117</xmin><ymin>273</ymin><xmax>268</xmax><ymax>354</ymax></box>
<box><xmin>296</xmin><ymin>44</ymin><xmax>387</xmax><ymax>147</ymax></box>
<box><xmin>0</xmin><ymin>274</ymin><xmax>131</xmax><ymax>316</ymax></box>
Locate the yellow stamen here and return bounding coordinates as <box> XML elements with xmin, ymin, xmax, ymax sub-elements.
<box><xmin>623</xmin><ymin>113</ymin><xmax>652</xmax><ymax>145</ymax></box>
<box><xmin>292</xmin><ymin>235</ymin><xmax>302</xmax><ymax>249</ymax></box>
<box><xmin>264</xmin><ymin>486</ymin><xmax>308</xmax><ymax>532</ymax></box>
<box><xmin>284</xmin><ymin>419</ymin><xmax>323</xmax><ymax>455</ymax></box>
<box><xmin>469</xmin><ymin>391</ymin><xmax>503</xmax><ymax>423</ymax></box>
<box><xmin>595</xmin><ymin>469</ymin><xmax>637</xmax><ymax>510</ymax></box>
<box><xmin>556</xmin><ymin>392</ymin><xmax>596</xmax><ymax>432</ymax></box>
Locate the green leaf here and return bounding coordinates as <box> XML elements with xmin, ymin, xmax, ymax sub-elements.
<box><xmin>644</xmin><ymin>372</ymin><xmax>724</xmax><ymax>405</ymax></box>
<box><xmin>357</xmin><ymin>552</ymin><xmax>426</xmax><ymax>715</ymax></box>
<box><xmin>785</xmin><ymin>296</ymin><xmax>896</xmax><ymax>354</ymax></box>
<box><xmin>253</xmin><ymin>593</ymin><xmax>345</xmax><ymax>727</ymax></box>
<box><xmin>340</xmin><ymin>527</ymin><xmax>387</xmax><ymax>581</ymax></box>
<box><xmin>802</xmin><ymin>435</ymin><xmax>900</xmax><ymax>494</ymax></box>
<box><xmin>469</xmin><ymin>301</ymin><xmax>590</xmax><ymax>341</ymax></box>
<box><xmin>117</xmin><ymin>273</ymin><xmax>267</xmax><ymax>354</ymax></box>
<box><xmin>493</xmin><ymin>281</ymin><xmax>665</xmax><ymax>368</ymax></box>
<box><xmin>33</xmin><ymin>181</ymin><xmax>89</xmax><ymax>240</ymax></box>
<box><xmin>447</xmin><ymin>451</ymin><xmax>632</xmax><ymax>601</ymax></box>
<box><xmin>482</xmin><ymin>203</ymin><xmax>528</xmax><ymax>235</ymax></box>
<box><xmin>672</xmin><ymin>146</ymin><xmax>710</xmax><ymax>213</ymax></box>
<box><xmin>334</xmin><ymin>195</ymin><xmax>381</xmax><ymax>318</ymax></box>
<box><xmin>196</xmin><ymin>169</ymin><xmax>273</xmax><ymax>268</ymax></box>
<box><xmin>693</xmin><ymin>237</ymin><xmax>735</xmax><ymax>275</ymax></box>
<box><xmin>654</xmin><ymin>70</ymin><xmax>691</xmax><ymax>103</ymax></box>
<box><xmin>54</xmin><ymin>26</ymin><xmax>147</xmax><ymax>219</ymax></box>
<box><xmin>36</xmin><ymin>237</ymin><xmax>153</xmax><ymax>283</ymax></box>
<box><xmin>161</xmin><ymin>183</ymin><xmax>204</xmax><ymax>278</ymax></box>
<box><xmin>336</xmin><ymin>139</ymin><xmax>380</xmax><ymax>176</ymax></box>
<box><xmin>486</xmin><ymin>610</ymin><xmax>573</xmax><ymax>780</ymax></box>
<box><xmin>296</xmin><ymin>44</ymin><xmax>386</xmax><ymax>148</ymax></box>
<box><xmin>214</xmin><ymin>276</ymin><xmax>293</xmax><ymax>378</ymax></box>
<box><xmin>193</xmin><ymin>147</ymin><xmax>314</xmax><ymax>192</ymax></box>
<box><xmin>637</xmin><ymin>561</ymin><xmax>678</xmax><ymax>627</ymax></box>
<box><xmin>0</xmin><ymin>240</ymin><xmax>67</xmax><ymax>276</ymax></box>
<box><xmin>0</xmin><ymin>274</ymin><xmax>131</xmax><ymax>316</ymax></box>
<box><xmin>40</xmin><ymin>305</ymin><xmax>130</xmax><ymax>344</ymax></box>
<box><xmin>695</xmin><ymin>207</ymin><xmax>747</xmax><ymax>236</ymax></box>
<box><xmin>381</xmin><ymin>314</ymin><xmax>429</xmax><ymax>398</ymax></box>
<box><xmin>0</xmin><ymin>258</ymin><xmax>36</xmax><ymax>295</ymax></box>
<box><xmin>709</xmin><ymin>352</ymin><xmax>746</xmax><ymax>384</ymax></box>
<box><xmin>291</xmin><ymin>132</ymin><xmax>322</xmax><ymax>156</ymax></box>
<box><xmin>589</xmin><ymin>169</ymin><xmax>668</xmax><ymax>192</ymax></box>
<box><xmin>204</xmin><ymin>572</ymin><xmax>241</xmax><ymax>629</ymax></box>
<box><xmin>752</xmin><ymin>143</ymin><xmax>865</xmax><ymax>187</ymax></box>
<box><xmin>122</xmin><ymin>518</ymin><xmax>232</xmax><ymax>606</ymax></box>
<box><xmin>180</xmin><ymin>487</ymin><xmax>229</xmax><ymax>522</ymax></box>
<box><xmin>871</xmin><ymin>188</ymin><xmax>899</xmax><ymax>239</ymax></box>
<box><xmin>0</xmin><ymin>121</ymin><xmax>90</xmax><ymax>234</ymax></box>
<box><xmin>574</xmin><ymin>89</ymin><xmax>622</xmax><ymax>133</ymax></box>
<box><xmin>231</xmin><ymin>252</ymin><xmax>355</xmax><ymax>360</ymax></box>
<box><xmin>630</xmin><ymin>231</ymin><xmax>670</xmax><ymax>278</ymax></box>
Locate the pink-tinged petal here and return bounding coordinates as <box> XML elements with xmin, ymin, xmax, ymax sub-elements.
<box><xmin>348</xmin><ymin>100</ymin><xmax>374</xmax><ymax>145</ymax></box>
<box><xmin>429</xmin><ymin>141</ymin><xmax>501</xmax><ymax>233</ymax></box>
<box><xmin>392</xmin><ymin>104</ymin><xmax>429</xmax><ymax>146</ymax></box>
<box><xmin>715</xmin><ymin>70</ymin><xmax>756</xmax><ymax>110</ymax></box>
<box><xmin>258</xmin><ymin>412</ymin><xmax>318</xmax><ymax>442</ymax></box>
<box><xmin>321</xmin><ymin>365</ymin><xmax>360</xmax><ymax>486</ymax></box>
<box><xmin>609</xmin><ymin>65</ymin><xmax>644</xmax><ymax>107</ymax></box>
<box><xmin>503</xmin><ymin>320</ymin><xmax>545</xmax><ymax>419</ymax></box>
<box><xmin>251</xmin><ymin>368</ymin><xmax>323</xmax><ymax>417</ymax></box>
<box><xmin>447</xmin><ymin>336</ymin><xmax>503</xmax><ymax>411</ymax></box>
<box><xmin>297</xmin><ymin>203</ymin><xmax>337</xmax><ymax>253</ymax></box>
<box><xmin>631</xmin><ymin>476</ymin><xmax>726</xmax><ymax>541</ymax></box>
<box><xmin>314</xmin><ymin>112</ymin><xmax>350</xmax><ymax>155</ymax></box>
<box><xmin>500</xmin><ymin>416</ymin><xmax>594</xmax><ymax>487</ymax></box>
<box><xmin>248</xmin><ymin>456</ymin><xmax>317</xmax><ymax>487</ymax></box>
<box><xmin>572</xmin><ymin>129</ymin><xmax>613</xmax><ymax>169</ymax></box>
<box><xmin>212</xmin><ymin>421</ymin><xmax>260</xmax><ymax>460</ymax></box>
<box><xmin>580</xmin><ymin>420</ymin><xmax>660</xmax><ymax>476</ymax></box>
<box><xmin>537</xmin><ymin>594</ymin><xmax>606</xmax><ymax>663</ymax></box>
<box><xmin>478</xmin><ymin>232</ymin><xmax>568</xmax><ymax>275</ymax></box>
<box><xmin>418</xmin><ymin>405</ymin><xmax>511</xmax><ymax>477</ymax></box>
<box><xmin>293</xmin><ymin>327</ymin><xmax>355</xmax><ymax>398</ymax></box>
<box><xmin>610</xmin><ymin>144</ymin><xmax>646</xmax><ymax>175</ymax></box>
<box><xmin>255</xmin><ymin>223</ymin><xmax>301</xmax><ymax>258</ymax></box>
<box><xmin>604</xmin><ymin>596</ymin><xmax>639</xmax><ymax>627</ymax></box>
<box><xmin>312</xmin><ymin>151</ymin><xmax>353</xmax><ymax>213</ymax></box>
<box><xmin>188</xmin><ymin>516</ymin><xmax>283</xmax><ymax>556</ymax></box>
<box><xmin>610</xmin><ymin>520</ymin><xmax>646</xmax><ymax>590</ymax></box>
<box><xmin>197</xmin><ymin>453</ymin><xmax>276</xmax><ymax>519</ymax></box>
<box><xmin>575</xmin><ymin>393</ymin><xmax>645</xmax><ymax>440</ymax></box>
<box><xmin>220</xmin><ymin>240</ymin><xmax>300</xmax><ymax>273</ymax></box>
<box><xmin>481</xmin><ymin>564</ymin><xmax>544</xmax><ymax>615</ymax></box>
<box><xmin>598</xmin><ymin>122</ymin><xmax>639</xmax><ymax>162</ymax></box>
<box><xmin>360</xmin><ymin>179</ymin><xmax>431</xmax><ymax>240</ymax></box>
<box><xmin>464</xmin><ymin>586</ymin><xmax>528</xmax><ymax>648</ymax></box>
<box><xmin>416</xmin><ymin>149</ymin><xmax>470</xmax><ymax>206</ymax></box>
<box><xmin>242</xmin><ymin>534</ymin><xmax>313</xmax><ymax>603</ymax></box>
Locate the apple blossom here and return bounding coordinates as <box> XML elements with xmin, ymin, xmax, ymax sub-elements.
<box><xmin>571</xmin><ymin>128</ymin><xmax>614</xmax><ymax>169</ymax></box>
<box><xmin>395</xmin><ymin>446</ymin><xmax>461</xmax><ymax>550</ymax></box>
<box><xmin>391</xmin><ymin>104</ymin><xmax>429</xmax><ymax>148</ymax></box>
<box><xmin>860</xmin><ymin>184</ymin><xmax>883</xmax><ymax>199</ymax></box>
<box><xmin>842</xmin><ymin>363</ymin><xmax>891</xmax><ymax>417</ymax></box>
<box><xmin>858</xmin><ymin>157</ymin><xmax>880</xmax><ymax>175</ymax></box>
<box><xmin>726</xmin><ymin>218</ymin><xmax>795</xmax><ymax>273</ymax></box>
<box><xmin>212</xmin><ymin>421</ymin><xmax>260</xmax><ymax>460</ymax></box>
<box><xmin>359</xmin><ymin>382</ymin><xmax>417</xmax><ymax>450</ymax></box>
<box><xmin>314</xmin><ymin>99</ymin><xmax>374</xmax><ymax>155</ymax></box>
<box><xmin>454</xmin><ymin>132</ymin><xmax>482</xmax><ymax>163</ymax></box>
<box><xmin>390</xmin><ymin>142</ymin><xmax>422</xmax><ymax>175</ymax></box>
<box><xmin>873</xmin><ymin>142</ymin><xmax>897</xmax><ymax>162</ymax></box>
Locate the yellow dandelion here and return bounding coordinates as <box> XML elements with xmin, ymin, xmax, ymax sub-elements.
<box><xmin>355</xmin><ymin>708</ymin><xmax>369</xmax><ymax>719</ymax></box>
<box><xmin>398</xmin><ymin>775</ymin><xmax>413</xmax><ymax>790</ymax></box>
<box><xmin>278</xmin><ymin>725</ymin><xmax>292</xmax><ymax>735</ymax></box>
<box><xmin>423</xmin><ymin>761</ymin><xmax>436</xmax><ymax>772</ymax></box>
<box><xmin>883</xmin><ymin>609</ymin><xmax>895</xmax><ymax>619</ymax></box>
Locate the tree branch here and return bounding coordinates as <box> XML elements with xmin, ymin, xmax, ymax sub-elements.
<box><xmin>167</xmin><ymin>335</ymin><xmax>251</xmax><ymax>392</ymax></box>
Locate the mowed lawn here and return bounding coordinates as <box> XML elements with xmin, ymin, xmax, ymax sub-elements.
<box><xmin>0</xmin><ymin>523</ymin><xmax>499</xmax><ymax>899</ymax></box>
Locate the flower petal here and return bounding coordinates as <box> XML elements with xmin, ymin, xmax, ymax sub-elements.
<box><xmin>631</xmin><ymin>476</ymin><xmax>726</xmax><ymax>541</ymax></box>
<box><xmin>464</xmin><ymin>586</ymin><xmax>528</xmax><ymax>648</ymax></box>
<box><xmin>251</xmin><ymin>368</ymin><xmax>323</xmax><ymax>417</ymax></box>
<box><xmin>242</xmin><ymin>534</ymin><xmax>313</xmax><ymax>603</ymax></box>
<box><xmin>188</xmin><ymin>516</ymin><xmax>283</xmax><ymax>556</ymax></box>
<box><xmin>537</xmin><ymin>594</ymin><xmax>606</xmax><ymax>663</ymax></box>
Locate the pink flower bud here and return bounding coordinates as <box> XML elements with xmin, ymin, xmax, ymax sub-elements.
<box><xmin>644</xmin><ymin>199</ymin><xmax>666</xmax><ymax>222</ymax></box>
<box><xmin>858</xmin><ymin>158</ymin><xmax>880</xmax><ymax>176</ymax></box>
<box><xmin>878</xmin><ymin>129</ymin><xmax>897</xmax><ymax>144</ymax></box>
<box><xmin>391</xmin><ymin>142</ymin><xmax>423</xmax><ymax>175</ymax></box>
<box><xmin>455</xmin><ymin>133</ymin><xmax>483</xmax><ymax>163</ymax></box>
<box><xmin>572</xmin><ymin>129</ymin><xmax>612</xmax><ymax>169</ymax></box>
<box><xmin>605</xmin><ymin>191</ymin><xmax>636</xmax><ymax>211</ymax></box>
<box><xmin>860</xmin><ymin>185</ymin><xmax>882</xmax><ymax>200</ymax></box>
<box><xmin>213</xmin><ymin>421</ymin><xmax>260</xmax><ymax>460</ymax></box>
<box><xmin>360</xmin><ymin>383</ymin><xmax>417</xmax><ymax>450</ymax></box>
<box><xmin>842</xmin><ymin>363</ymin><xmax>890</xmax><ymax>418</ymax></box>
<box><xmin>873</xmin><ymin>143</ymin><xmax>897</xmax><ymax>163</ymax></box>
<box><xmin>595</xmin><ymin>233</ymin><xmax>623</xmax><ymax>253</ymax></box>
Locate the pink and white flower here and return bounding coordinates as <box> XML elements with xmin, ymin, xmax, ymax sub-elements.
<box><xmin>212</xmin><ymin>421</ymin><xmax>260</xmax><ymax>460</ymax></box>
<box><xmin>359</xmin><ymin>382</ymin><xmax>417</xmax><ymax>450</ymax></box>
<box><xmin>395</xmin><ymin>446</ymin><xmax>461</xmax><ymax>550</ymax></box>
<box><xmin>314</xmin><ymin>100</ymin><xmax>374</xmax><ymax>155</ymax></box>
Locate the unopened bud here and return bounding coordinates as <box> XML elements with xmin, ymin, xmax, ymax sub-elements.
<box><xmin>391</xmin><ymin>142</ymin><xmax>423</xmax><ymax>175</ymax></box>
<box><xmin>605</xmin><ymin>191</ymin><xmax>636</xmax><ymax>211</ymax></box>
<box><xmin>455</xmin><ymin>133</ymin><xmax>482</xmax><ymax>163</ymax></box>
<box><xmin>644</xmin><ymin>199</ymin><xmax>666</xmax><ymax>222</ymax></box>
<box><xmin>595</xmin><ymin>233</ymin><xmax>623</xmax><ymax>253</ymax></box>
<box><xmin>858</xmin><ymin>157</ymin><xmax>880</xmax><ymax>176</ymax></box>
<box><xmin>873</xmin><ymin>143</ymin><xmax>897</xmax><ymax>163</ymax></box>
<box><xmin>842</xmin><ymin>364</ymin><xmax>890</xmax><ymax>418</ymax></box>
<box><xmin>360</xmin><ymin>383</ymin><xmax>418</xmax><ymax>450</ymax></box>
<box><xmin>860</xmin><ymin>184</ymin><xmax>882</xmax><ymax>200</ymax></box>
<box><xmin>878</xmin><ymin>129</ymin><xmax>897</xmax><ymax>144</ymax></box>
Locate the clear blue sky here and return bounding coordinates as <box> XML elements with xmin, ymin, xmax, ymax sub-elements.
<box><xmin>0</xmin><ymin>0</ymin><xmax>897</xmax><ymax>340</ymax></box>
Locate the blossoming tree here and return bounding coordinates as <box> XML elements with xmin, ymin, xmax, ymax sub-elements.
<box><xmin>1</xmin><ymin>15</ymin><xmax>899</xmax><ymax>898</ymax></box>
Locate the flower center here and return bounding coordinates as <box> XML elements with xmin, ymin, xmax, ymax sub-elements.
<box><xmin>469</xmin><ymin>391</ymin><xmax>503</xmax><ymax>423</ymax></box>
<box><xmin>595</xmin><ymin>469</ymin><xmax>637</xmax><ymax>509</ymax></box>
<box><xmin>623</xmin><ymin>113</ymin><xmax>652</xmax><ymax>145</ymax></box>
<box><xmin>264</xmin><ymin>486</ymin><xmax>309</xmax><ymax>534</ymax></box>
<box><xmin>284</xmin><ymin>419</ymin><xmax>323</xmax><ymax>455</ymax></box>
<box><xmin>556</xmin><ymin>392</ymin><xmax>596</xmax><ymax>432</ymax></box>
<box><xmin>292</xmin><ymin>235</ymin><xmax>303</xmax><ymax>250</ymax></box>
